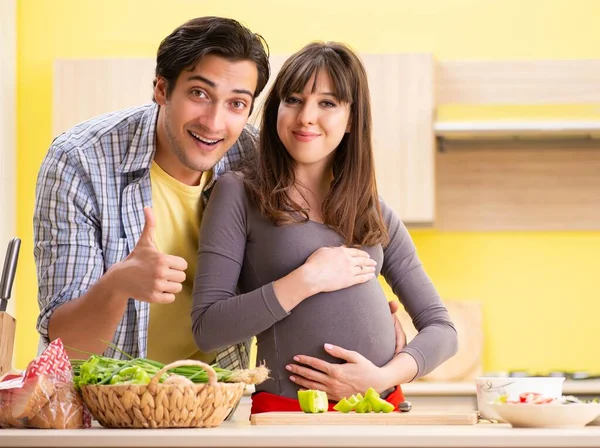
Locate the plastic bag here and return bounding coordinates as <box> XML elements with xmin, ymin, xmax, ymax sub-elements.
<box><xmin>0</xmin><ymin>339</ymin><xmax>90</xmax><ymax>429</ymax></box>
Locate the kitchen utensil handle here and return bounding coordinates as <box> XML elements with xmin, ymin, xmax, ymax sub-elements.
<box><xmin>398</xmin><ymin>401</ymin><xmax>412</xmax><ymax>412</ymax></box>
<box><xmin>0</xmin><ymin>239</ymin><xmax>14</xmax><ymax>298</ymax></box>
<box><xmin>1</xmin><ymin>238</ymin><xmax>21</xmax><ymax>299</ymax></box>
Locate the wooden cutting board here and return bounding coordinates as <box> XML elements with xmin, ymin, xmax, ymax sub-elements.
<box><xmin>0</xmin><ymin>312</ymin><xmax>15</xmax><ymax>376</ymax></box>
<box><xmin>251</xmin><ymin>411</ymin><xmax>478</xmax><ymax>426</ymax></box>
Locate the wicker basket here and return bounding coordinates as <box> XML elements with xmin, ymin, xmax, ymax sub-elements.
<box><xmin>80</xmin><ymin>360</ymin><xmax>247</xmax><ymax>428</ymax></box>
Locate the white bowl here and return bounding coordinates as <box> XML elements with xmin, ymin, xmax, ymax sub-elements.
<box><xmin>475</xmin><ymin>377</ymin><xmax>565</xmax><ymax>421</ymax></box>
<box><xmin>489</xmin><ymin>403</ymin><xmax>600</xmax><ymax>428</ymax></box>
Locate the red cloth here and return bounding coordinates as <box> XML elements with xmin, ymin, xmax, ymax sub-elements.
<box><xmin>251</xmin><ymin>385</ymin><xmax>405</xmax><ymax>414</ymax></box>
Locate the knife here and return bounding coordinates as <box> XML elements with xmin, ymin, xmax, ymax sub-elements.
<box><xmin>0</xmin><ymin>238</ymin><xmax>21</xmax><ymax>313</ymax></box>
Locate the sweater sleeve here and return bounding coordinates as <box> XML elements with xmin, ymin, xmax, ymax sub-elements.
<box><xmin>191</xmin><ymin>172</ymin><xmax>289</xmax><ymax>352</ymax></box>
<box><xmin>379</xmin><ymin>200</ymin><xmax>458</xmax><ymax>380</ymax></box>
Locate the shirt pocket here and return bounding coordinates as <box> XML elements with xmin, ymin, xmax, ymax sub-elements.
<box><xmin>103</xmin><ymin>237</ymin><xmax>130</xmax><ymax>270</ymax></box>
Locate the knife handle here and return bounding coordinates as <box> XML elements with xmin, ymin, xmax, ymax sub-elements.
<box><xmin>398</xmin><ymin>401</ymin><xmax>412</xmax><ymax>412</ymax></box>
<box><xmin>1</xmin><ymin>238</ymin><xmax>21</xmax><ymax>300</ymax></box>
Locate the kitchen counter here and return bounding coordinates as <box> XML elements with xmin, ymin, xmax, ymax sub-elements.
<box><xmin>238</xmin><ymin>383</ymin><xmax>600</xmax><ymax>415</ymax></box>
<box><xmin>402</xmin><ymin>380</ymin><xmax>600</xmax><ymax>396</ymax></box>
<box><xmin>2</xmin><ymin>422</ymin><xmax>600</xmax><ymax>448</ymax></box>
<box><xmin>243</xmin><ymin>381</ymin><xmax>600</xmax><ymax>398</ymax></box>
<box><xmin>3</xmin><ymin>386</ymin><xmax>600</xmax><ymax>448</ymax></box>
<box><xmin>383</xmin><ymin>381</ymin><xmax>600</xmax><ymax>411</ymax></box>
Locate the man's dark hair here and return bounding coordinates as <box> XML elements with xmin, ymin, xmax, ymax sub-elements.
<box><xmin>153</xmin><ymin>16</ymin><xmax>270</xmax><ymax>101</ymax></box>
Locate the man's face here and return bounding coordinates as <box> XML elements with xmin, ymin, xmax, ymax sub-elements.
<box><xmin>154</xmin><ymin>54</ymin><xmax>259</xmax><ymax>184</ymax></box>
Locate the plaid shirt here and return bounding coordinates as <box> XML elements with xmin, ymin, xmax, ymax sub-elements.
<box><xmin>34</xmin><ymin>103</ymin><xmax>255</xmax><ymax>370</ymax></box>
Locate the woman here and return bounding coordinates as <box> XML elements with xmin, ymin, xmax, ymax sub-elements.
<box><xmin>192</xmin><ymin>42</ymin><xmax>457</xmax><ymax>413</ymax></box>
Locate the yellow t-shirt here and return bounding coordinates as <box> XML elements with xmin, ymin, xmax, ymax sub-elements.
<box><xmin>146</xmin><ymin>160</ymin><xmax>215</xmax><ymax>364</ymax></box>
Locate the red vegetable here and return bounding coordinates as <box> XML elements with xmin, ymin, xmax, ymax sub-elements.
<box><xmin>519</xmin><ymin>392</ymin><xmax>554</xmax><ymax>404</ymax></box>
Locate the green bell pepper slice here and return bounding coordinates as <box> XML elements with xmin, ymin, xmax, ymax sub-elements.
<box><xmin>354</xmin><ymin>398</ymin><xmax>372</xmax><ymax>413</ymax></box>
<box><xmin>298</xmin><ymin>390</ymin><xmax>329</xmax><ymax>413</ymax></box>
<box><xmin>347</xmin><ymin>394</ymin><xmax>360</xmax><ymax>406</ymax></box>
<box><xmin>333</xmin><ymin>394</ymin><xmax>364</xmax><ymax>412</ymax></box>
<box><xmin>364</xmin><ymin>387</ymin><xmax>380</xmax><ymax>401</ymax></box>
<box><xmin>365</xmin><ymin>387</ymin><xmax>395</xmax><ymax>413</ymax></box>
<box><xmin>373</xmin><ymin>398</ymin><xmax>395</xmax><ymax>413</ymax></box>
<box><xmin>333</xmin><ymin>397</ymin><xmax>356</xmax><ymax>413</ymax></box>
<box><xmin>110</xmin><ymin>366</ymin><xmax>151</xmax><ymax>385</ymax></box>
<box><xmin>332</xmin><ymin>389</ymin><xmax>396</xmax><ymax>414</ymax></box>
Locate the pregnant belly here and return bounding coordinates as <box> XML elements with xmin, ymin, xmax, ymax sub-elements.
<box><xmin>260</xmin><ymin>281</ymin><xmax>397</xmax><ymax>369</ymax></box>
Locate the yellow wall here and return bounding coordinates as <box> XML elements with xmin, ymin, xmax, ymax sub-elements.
<box><xmin>16</xmin><ymin>0</ymin><xmax>600</xmax><ymax>372</ymax></box>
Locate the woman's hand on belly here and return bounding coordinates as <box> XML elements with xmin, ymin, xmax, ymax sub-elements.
<box><xmin>286</xmin><ymin>343</ymin><xmax>390</xmax><ymax>401</ymax></box>
<box><xmin>273</xmin><ymin>246</ymin><xmax>377</xmax><ymax>312</ymax></box>
<box><xmin>303</xmin><ymin>246</ymin><xmax>378</xmax><ymax>293</ymax></box>
<box><xmin>286</xmin><ymin>301</ymin><xmax>409</xmax><ymax>401</ymax></box>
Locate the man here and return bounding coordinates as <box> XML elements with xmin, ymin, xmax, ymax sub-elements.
<box><xmin>34</xmin><ymin>17</ymin><xmax>405</xmax><ymax>390</ymax></box>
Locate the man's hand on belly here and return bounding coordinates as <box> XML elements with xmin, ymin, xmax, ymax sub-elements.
<box><xmin>388</xmin><ymin>300</ymin><xmax>407</xmax><ymax>354</ymax></box>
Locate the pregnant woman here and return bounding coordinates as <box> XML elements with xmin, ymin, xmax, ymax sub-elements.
<box><xmin>192</xmin><ymin>41</ymin><xmax>458</xmax><ymax>414</ymax></box>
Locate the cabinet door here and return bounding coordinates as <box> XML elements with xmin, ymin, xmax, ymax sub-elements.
<box><xmin>362</xmin><ymin>54</ymin><xmax>435</xmax><ymax>224</ymax></box>
<box><xmin>53</xmin><ymin>59</ymin><xmax>155</xmax><ymax>136</ymax></box>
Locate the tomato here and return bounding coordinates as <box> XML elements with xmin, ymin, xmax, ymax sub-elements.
<box><xmin>519</xmin><ymin>392</ymin><xmax>542</xmax><ymax>403</ymax></box>
<box><xmin>519</xmin><ymin>392</ymin><xmax>553</xmax><ymax>404</ymax></box>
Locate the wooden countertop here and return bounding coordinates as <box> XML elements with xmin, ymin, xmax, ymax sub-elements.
<box><xmin>2</xmin><ymin>422</ymin><xmax>600</xmax><ymax>447</ymax></box>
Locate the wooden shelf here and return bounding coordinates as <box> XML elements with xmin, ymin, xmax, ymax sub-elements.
<box><xmin>435</xmin><ymin>140</ymin><xmax>600</xmax><ymax>231</ymax></box>
<box><xmin>435</xmin><ymin>120</ymin><xmax>600</xmax><ymax>139</ymax></box>
<box><xmin>434</xmin><ymin>120</ymin><xmax>600</xmax><ymax>138</ymax></box>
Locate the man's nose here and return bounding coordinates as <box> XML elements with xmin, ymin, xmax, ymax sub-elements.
<box><xmin>200</xmin><ymin>103</ymin><xmax>226</xmax><ymax>132</ymax></box>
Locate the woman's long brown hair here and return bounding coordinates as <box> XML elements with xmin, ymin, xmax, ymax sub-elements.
<box><xmin>243</xmin><ymin>41</ymin><xmax>389</xmax><ymax>247</ymax></box>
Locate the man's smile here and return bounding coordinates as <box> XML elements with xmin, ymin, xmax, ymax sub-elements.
<box><xmin>188</xmin><ymin>130</ymin><xmax>224</xmax><ymax>146</ymax></box>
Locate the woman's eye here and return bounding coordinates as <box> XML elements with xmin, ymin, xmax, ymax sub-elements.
<box><xmin>284</xmin><ymin>97</ymin><xmax>301</xmax><ymax>105</ymax></box>
<box><xmin>321</xmin><ymin>100</ymin><xmax>337</xmax><ymax>108</ymax></box>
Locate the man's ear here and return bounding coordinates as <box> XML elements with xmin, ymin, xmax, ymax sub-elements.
<box><xmin>154</xmin><ymin>77</ymin><xmax>168</xmax><ymax>106</ymax></box>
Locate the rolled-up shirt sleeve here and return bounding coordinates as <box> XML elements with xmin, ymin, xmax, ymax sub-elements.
<box><xmin>34</xmin><ymin>146</ymin><xmax>103</xmax><ymax>348</ymax></box>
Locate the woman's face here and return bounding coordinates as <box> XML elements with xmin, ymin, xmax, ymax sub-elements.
<box><xmin>276</xmin><ymin>71</ymin><xmax>351</xmax><ymax>170</ymax></box>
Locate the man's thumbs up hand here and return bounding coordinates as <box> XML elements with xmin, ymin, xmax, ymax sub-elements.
<box><xmin>110</xmin><ymin>206</ymin><xmax>188</xmax><ymax>304</ymax></box>
<box><xmin>138</xmin><ymin>206</ymin><xmax>157</xmax><ymax>247</ymax></box>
